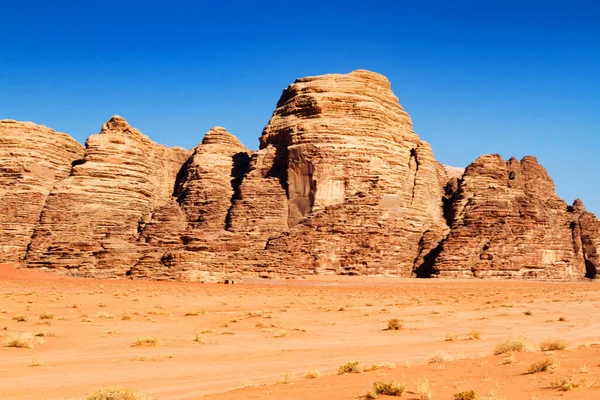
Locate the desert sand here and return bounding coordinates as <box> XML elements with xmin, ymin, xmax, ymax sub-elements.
<box><xmin>1</xmin><ymin>263</ymin><xmax>600</xmax><ymax>399</ymax></box>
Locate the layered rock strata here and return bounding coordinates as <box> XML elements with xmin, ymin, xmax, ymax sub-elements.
<box><xmin>0</xmin><ymin>69</ymin><xmax>598</xmax><ymax>281</ymax></box>
<box><xmin>24</xmin><ymin>116</ymin><xmax>190</xmax><ymax>277</ymax></box>
<box><xmin>416</xmin><ymin>155</ymin><xmax>597</xmax><ymax>279</ymax></box>
<box><xmin>0</xmin><ymin>120</ymin><xmax>84</xmax><ymax>262</ymax></box>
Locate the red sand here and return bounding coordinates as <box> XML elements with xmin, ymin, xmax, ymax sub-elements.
<box><xmin>1</xmin><ymin>264</ymin><xmax>600</xmax><ymax>399</ymax></box>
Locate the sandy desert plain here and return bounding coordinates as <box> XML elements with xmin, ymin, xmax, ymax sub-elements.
<box><xmin>1</xmin><ymin>263</ymin><xmax>600</xmax><ymax>400</ymax></box>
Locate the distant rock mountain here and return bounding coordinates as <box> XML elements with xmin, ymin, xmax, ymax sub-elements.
<box><xmin>1</xmin><ymin>70</ymin><xmax>598</xmax><ymax>281</ymax></box>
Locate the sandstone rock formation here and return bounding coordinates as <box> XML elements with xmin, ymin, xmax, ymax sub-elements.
<box><xmin>0</xmin><ymin>120</ymin><xmax>84</xmax><ymax>262</ymax></box>
<box><xmin>0</xmin><ymin>70</ymin><xmax>598</xmax><ymax>281</ymax></box>
<box><xmin>24</xmin><ymin>116</ymin><xmax>190</xmax><ymax>277</ymax></box>
<box><xmin>415</xmin><ymin>155</ymin><xmax>597</xmax><ymax>279</ymax></box>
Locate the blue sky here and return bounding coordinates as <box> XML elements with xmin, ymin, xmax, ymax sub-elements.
<box><xmin>1</xmin><ymin>1</ymin><xmax>599</xmax><ymax>213</ymax></box>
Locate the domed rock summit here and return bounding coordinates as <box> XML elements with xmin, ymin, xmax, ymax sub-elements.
<box><xmin>1</xmin><ymin>70</ymin><xmax>598</xmax><ymax>281</ymax></box>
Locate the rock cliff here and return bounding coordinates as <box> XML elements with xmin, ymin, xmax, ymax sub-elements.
<box><xmin>0</xmin><ymin>120</ymin><xmax>84</xmax><ymax>262</ymax></box>
<box><xmin>0</xmin><ymin>70</ymin><xmax>598</xmax><ymax>281</ymax></box>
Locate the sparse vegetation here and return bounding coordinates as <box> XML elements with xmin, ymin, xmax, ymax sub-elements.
<box><xmin>39</xmin><ymin>311</ymin><xmax>54</xmax><ymax>320</ymax></box>
<box><xmin>540</xmin><ymin>338</ymin><xmax>567</xmax><ymax>351</ymax></box>
<box><xmin>28</xmin><ymin>358</ymin><xmax>46</xmax><ymax>367</ymax></box>
<box><xmin>85</xmin><ymin>386</ymin><xmax>154</xmax><ymax>400</ymax></box>
<box><xmin>387</xmin><ymin>318</ymin><xmax>403</xmax><ymax>330</ymax></box>
<box><xmin>493</xmin><ymin>337</ymin><xmax>533</xmax><ymax>355</ymax></box>
<box><xmin>527</xmin><ymin>358</ymin><xmax>555</xmax><ymax>374</ymax></box>
<box><xmin>121</xmin><ymin>315</ymin><xmax>132</xmax><ymax>321</ymax></box>
<box><xmin>305</xmin><ymin>369</ymin><xmax>322</xmax><ymax>379</ymax></box>
<box><xmin>550</xmin><ymin>377</ymin><xmax>582</xmax><ymax>392</ymax></box>
<box><xmin>273</xmin><ymin>330</ymin><xmax>288</xmax><ymax>338</ymax></box>
<box><xmin>453</xmin><ymin>390</ymin><xmax>477</xmax><ymax>400</ymax></box>
<box><xmin>445</xmin><ymin>333</ymin><xmax>459</xmax><ymax>341</ymax></box>
<box><xmin>338</xmin><ymin>361</ymin><xmax>362</xmax><ymax>374</ymax></box>
<box><xmin>467</xmin><ymin>328</ymin><xmax>483</xmax><ymax>340</ymax></box>
<box><xmin>12</xmin><ymin>314</ymin><xmax>28</xmax><ymax>322</ymax></box>
<box><xmin>415</xmin><ymin>379</ymin><xmax>432</xmax><ymax>400</ymax></box>
<box><xmin>523</xmin><ymin>310</ymin><xmax>532</xmax><ymax>316</ymax></box>
<box><xmin>132</xmin><ymin>336</ymin><xmax>162</xmax><ymax>347</ymax></box>
<box><xmin>366</xmin><ymin>381</ymin><xmax>406</xmax><ymax>398</ymax></box>
<box><xmin>4</xmin><ymin>333</ymin><xmax>37</xmax><ymax>349</ymax></box>
<box><xmin>429</xmin><ymin>351</ymin><xmax>450</xmax><ymax>363</ymax></box>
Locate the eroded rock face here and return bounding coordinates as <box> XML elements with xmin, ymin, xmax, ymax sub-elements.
<box><xmin>24</xmin><ymin>116</ymin><xmax>190</xmax><ymax>277</ymax></box>
<box><xmin>1</xmin><ymin>69</ymin><xmax>598</xmax><ymax>281</ymax></box>
<box><xmin>419</xmin><ymin>155</ymin><xmax>587</xmax><ymax>279</ymax></box>
<box><xmin>254</xmin><ymin>70</ymin><xmax>449</xmax><ymax>276</ymax></box>
<box><xmin>0</xmin><ymin>120</ymin><xmax>84</xmax><ymax>262</ymax></box>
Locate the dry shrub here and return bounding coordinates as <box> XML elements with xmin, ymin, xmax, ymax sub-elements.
<box><xmin>85</xmin><ymin>386</ymin><xmax>154</xmax><ymax>400</ymax></box>
<box><xmin>416</xmin><ymin>378</ymin><xmax>432</xmax><ymax>400</ymax></box>
<box><xmin>527</xmin><ymin>358</ymin><xmax>556</xmax><ymax>374</ymax></box>
<box><xmin>39</xmin><ymin>311</ymin><xmax>54</xmax><ymax>320</ymax></box>
<box><xmin>12</xmin><ymin>314</ymin><xmax>28</xmax><ymax>322</ymax></box>
<box><xmin>387</xmin><ymin>319</ymin><xmax>403</xmax><ymax>330</ymax></box>
<box><xmin>550</xmin><ymin>377</ymin><xmax>582</xmax><ymax>392</ymax></box>
<box><xmin>338</xmin><ymin>361</ymin><xmax>362</xmax><ymax>374</ymax></box>
<box><xmin>367</xmin><ymin>381</ymin><xmax>406</xmax><ymax>398</ymax></box>
<box><xmin>305</xmin><ymin>369</ymin><xmax>322</xmax><ymax>379</ymax></box>
<box><xmin>493</xmin><ymin>337</ymin><xmax>534</xmax><ymax>355</ymax></box>
<box><xmin>540</xmin><ymin>338</ymin><xmax>567</xmax><ymax>351</ymax></box>
<box><xmin>5</xmin><ymin>333</ymin><xmax>37</xmax><ymax>349</ymax></box>
<box><xmin>453</xmin><ymin>390</ymin><xmax>477</xmax><ymax>400</ymax></box>
<box><xmin>132</xmin><ymin>336</ymin><xmax>162</xmax><ymax>347</ymax></box>
<box><xmin>429</xmin><ymin>351</ymin><xmax>450</xmax><ymax>363</ymax></box>
<box><xmin>467</xmin><ymin>328</ymin><xmax>483</xmax><ymax>340</ymax></box>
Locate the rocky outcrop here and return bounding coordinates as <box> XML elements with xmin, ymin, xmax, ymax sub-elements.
<box><xmin>0</xmin><ymin>69</ymin><xmax>598</xmax><ymax>281</ymax></box>
<box><xmin>24</xmin><ymin>116</ymin><xmax>190</xmax><ymax>277</ymax></box>
<box><xmin>245</xmin><ymin>70</ymin><xmax>449</xmax><ymax>276</ymax></box>
<box><xmin>416</xmin><ymin>155</ymin><xmax>589</xmax><ymax>279</ymax></box>
<box><xmin>0</xmin><ymin>120</ymin><xmax>84</xmax><ymax>262</ymax></box>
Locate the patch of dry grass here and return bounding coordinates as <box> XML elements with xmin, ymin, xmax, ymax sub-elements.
<box><xmin>416</xmin><ymin>379</ymin><xmax>432</xmax><ymax>400</ymax></box>
<box><xmin>493</xmin><ymin>337</ymin><xmax>534</xmax><ymax>355</ymax></box>
<box><xmin>453</xmin><ymin>390</ymin><xmax>477</xmax><ymax>400</ymax></box>
<box><xmin>132</xmin><ymin>336</ymin><xmax>162</xmax><ymax>347</ymax></box>
<box><xmin>387</xmin><ymin>319</ymin><xmax>403</xmax><ymax>330</ymax></box>
<box><xmin>39</xmin><ymin>311</ymin><xmax>54</xmax><ymax>320</ymax></box>
<box><xmin>338</xmin><ymin>361</ymin><xmax>362</xmax><ymax>374</ymax></box>
<box><xmin>540</xmin><ymin>338</ymin><xmax>567</xmax><ymax>351</ymax></box>
<box><xmin>304</xmin><ymin>369</ymin><xmax>322</xmax><ymax>379</ymax></box>
<box><xmin>85</xmin><ymin>386</ymin><xmax>154</xmax><ymax>400</ymax></box>
<box><xmin>527</xmin><ymin>358</ymin><xmax>556</xmax><ymax>374</ymax></box>
<box><xmin>366</xmin><ymin>381</ymin><xmax>406</xmax><ymax>398</ymax></box>
<box><xmin>429</xmin><ymin>351</ymin><xmax>450</xmax><ymax>363</ymax></box>
<box><xmin>4</xmin><ymin>333</ymin><xmax>40</xmax><ymax>349</ymax></box>
<box><xmin>12</xmin><ymin>314</ymin><xmax>28</xmax><ymax>322</ymax></box>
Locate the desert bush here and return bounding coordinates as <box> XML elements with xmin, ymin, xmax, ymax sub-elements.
<box><xmin>12</xmin><ymin>314</ymin><xmax>28</xmax><ymax>322</ymax></box>
<box><xmin>523</xmin><ymin>310</ymin><xmax>532</xmax><ymax>316</ymax></box>
<box><xmin>493</xmin><ymin>337</ymin><xmax>534</xmax><ymax>355</ymax></box>
<box><xmin>305</xmin><ymin>369</ymin><xmax>322</xmax><ymax>379</ymax></box>
<box><xmin>28</xmin><ymin>358</ymin><xmax>46</xmax><ymax>367</ymax></box>
<box><xmin>467</xmin><ymin>328</ymin><xmax>483</xmax><ymax>340</ymax></box>
<box><xmin>338</xmin><ymin>361</ymin><xmax>362</xmax><ymax>374</ymax></box>
<box><xmin>527</xmin><ymin>358</ymin><xmax>555</xmax><ymax>374</ymax></box>
<box><xmin>5</xmin><ymin>333</ymin><xmax>38</xmax><ymax>349</ymax></box>
<box><xmin>132</xmin><ymin>336</ymin><xmax>162</xmax><ymax>347</ymax></box>
<box><xmin>387</xmin><ymin>319</ymin><xmax>403</xmax><ymax>330</ymax></box>
<box><xmin>85</xmin><ymin>386</ymin><xmax>154</xmax><ymax>400</ymax></box>
<box><xmin>453</xmin><ymin>390</ymin><xmax>477</xmax><ymax>400</ymax></box>
<box><xmin>550</xmin><ymin>377</ymin><xmax>582</xmax><ymax>391</ymax></box>
<box><xmin>39</xmin><ymin>311</ymin><xmax>54</xmax><ymax>320</ymax></box>
<box><xmin>415</xmin><ymin>379</ymin><xmax>432</xmax><ymax>400</ymax></box>
<box><xmin>540</xmin><ymin>338</ymin><xmax>567</xmax><ymax>351</ymax></box>
<box><xmin>366</xmin><ymin>381</ymin><xmax>406</xmax><ymax>398</ymax></box>
<box><xmin>429</xmin><ymin>351</ymin><xmax>450</xmax><ymax>363</ymax></box>
<box><xmin>445</xmin><ymin>333</ymin><xmax>459</xmax><ymax>341</ymax></box>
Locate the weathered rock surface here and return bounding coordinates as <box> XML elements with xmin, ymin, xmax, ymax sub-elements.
<box><xmin>0</xmin><ymin>69</ymin><xmax>598</xmax><ymax>281</ymax></box>
<box><xmin>0</xmin><ymin>120</ymin><xmax>84</xmax><ymax>262</ymax></box>
<box><xmin>24</xmin><ymin>116</ymin><xmax>190</xmax><ymax>277</ymax></box>
<box><xmin>252</xmin><ymin>70</ymin><xmax>449</xmax><ymax>276</ymax></box>
<box><xmin>417</xmin><ymin>155</ymin><xmax>591</xmax><ymax>279</ymax></box>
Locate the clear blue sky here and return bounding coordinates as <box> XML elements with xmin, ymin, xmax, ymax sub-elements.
<box><xmin>1</xmin><ymin>1</ymin><xmax>599</xmax><ymax>213</ymax></box>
